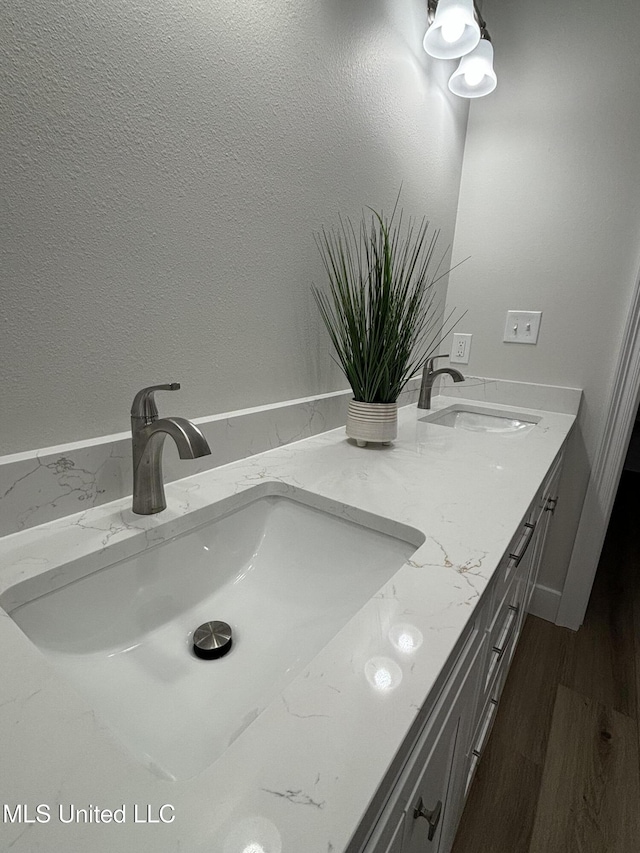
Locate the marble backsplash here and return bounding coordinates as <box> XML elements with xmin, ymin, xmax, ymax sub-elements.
<box><xmin>0</xmin><ymin>380</ymin><xmax>422</xmax><ymax>538</ymax></box>
<box><xmin>442</xmin><ymin>375</ymin><xmax>582</xmax><ymax>415</ymax></box>
<box><xmin>0</xmin><ymin>375</ymin><xmax>582</xmax><ymax>539</ymax></box>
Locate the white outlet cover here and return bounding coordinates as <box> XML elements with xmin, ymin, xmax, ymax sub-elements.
<box><xmin>451</xmin><ymin>333</ymin><xmax>472</xmax><ymax>364</ymax></box>
<box><xmin>503</xmin><ymin>311</ymin><xmax>542</xmax><ymax>344</ymax></box>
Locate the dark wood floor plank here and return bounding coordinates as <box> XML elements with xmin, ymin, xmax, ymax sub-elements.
<box><xmin>529</xmin><ymin>684</ymin><xmax>640</xmax><ymax>853</ymax></box>
<box><xmin>451</xmin><ymin>736</ymin><xmax>541</xmax><ymax>853</ymax></box>
<box><xmin>635</xmin><ymin>596</ymin><xmax>640</xmax><ymax>767</ymax></box>
<box><xmin>493</xmin><ymin>614</ymin><xmax>569</xmax><ymax>767</ymax></box>
<box><xmin>629</xmin><ymin>527</ymin><xmax>640</xmax><ymax>768</ymax></box>
<box><xmin>615</xmin><ymin>473</ymin><xmax>640</xmax><ymax>758</ymax></box>
<box><xmin>559</xmin><ymin>527</ymin><xmax>637</xmax><ymax>719</ymax></box>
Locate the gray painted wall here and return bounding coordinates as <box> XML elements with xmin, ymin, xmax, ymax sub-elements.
<box><xmin>1</xmin><ymin>0</ymin><xmax>469</xmax><ymax>454</ymax></box>
<box><xmin>445</xmin><ymin>0</ymin><xmax>640</xmax><ymax>594</ymax></box>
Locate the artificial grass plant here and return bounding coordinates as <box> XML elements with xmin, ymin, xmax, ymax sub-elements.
<box><xmin>313</xmin><ymin>197</ymin><xmax>463</xmax><ymax>404</ymax></box>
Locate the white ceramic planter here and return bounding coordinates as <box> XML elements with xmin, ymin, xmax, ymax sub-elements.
<box><xmin>346</xmin><ymin>400</ymin><xmax>398</xmax><ymax>447</ymax></box>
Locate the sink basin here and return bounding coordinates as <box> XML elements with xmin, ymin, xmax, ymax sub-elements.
<box><xmin>6</xmin><ymin>486</ymin><xmax>422</xmax><ymax>780</ymax></box>
<box><xmin>420</xmin><ymin>404</ymin><xmax>539</xmax><ymax>434</ymax></box>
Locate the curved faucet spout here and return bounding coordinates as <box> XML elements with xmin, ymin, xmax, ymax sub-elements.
<box><xmin>143</xmin><ymin>417</ymin><xmax>211</xmax><ymax>459</ymax></box>
<box><xmin>432</xmin><ymin>367</ymin><xmax>465</xmax><ymax>384</ymax></box>
<box><xmin>130</xmin><ymin>385</ymin><xmax>211</xmax><ymax>515</ymax></box>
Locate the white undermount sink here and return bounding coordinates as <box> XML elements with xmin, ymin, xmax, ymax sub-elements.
<box><xmin>5</xmin><ymin>485</ymin><xmax>422</xmax><ymax>780</ymax></box>
<box><xmin>420</xmin><ymin>404</ymin><xmax>539</xmax><ymax>434</ymax></box>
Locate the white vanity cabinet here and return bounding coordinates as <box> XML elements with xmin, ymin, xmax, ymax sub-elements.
<box><xmin>356</xmin><ymin>447</ymin><xmax>566</xmax><ymax>853</ymax></box>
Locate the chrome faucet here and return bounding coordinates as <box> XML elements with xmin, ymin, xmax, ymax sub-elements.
<box><xmin>131</xmin><ymin>383</ymin><xmax>211</xmax><ymax>514</ymax></box>
<box><xmin>417</xmin><ymin>355</ymin><xmax>465</xmax><ymax>410</ymax></box>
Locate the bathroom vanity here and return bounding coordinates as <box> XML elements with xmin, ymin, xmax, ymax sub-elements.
<box><xmin>0</xmin><ymin>387</ymin><xmax>578</xmax><ymax>853</ymax></box>
<box><xmin>351</xmin><ymin>449</ymin><xmax>564</xmax><ymax>853</ymax></box>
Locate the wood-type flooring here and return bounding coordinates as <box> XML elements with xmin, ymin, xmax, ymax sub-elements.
<box><xmin>451</xmin><ymin>470</ymin><xmax>640</xmax><ymax>853</ymax></box>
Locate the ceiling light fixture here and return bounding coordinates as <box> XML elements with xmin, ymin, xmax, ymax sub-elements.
<box><xmin>424</xmin><ymin>0</ymin><xmax>497</xmax><ymax>98</ymax></box>
<box><xmin>448</xmin><ymin>35</ymin><xmax>497</xmax><ymax>98</ymax></box>
<box><xmin>423</xmin><ymin>0</ymin><xmax>480</xmax><ymax>60</ymax></box>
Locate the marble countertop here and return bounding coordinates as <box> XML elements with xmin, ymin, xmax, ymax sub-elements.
<box><xmin>0</xmin><ymin>395</ymin><xmax>576</xmax><ymax>853</ymax></box>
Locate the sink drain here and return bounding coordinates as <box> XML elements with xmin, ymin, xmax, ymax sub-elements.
<box><xmin>192</xmin><ymin>621</ymin><xmax>233</xmax><ymax>659</ymax></box>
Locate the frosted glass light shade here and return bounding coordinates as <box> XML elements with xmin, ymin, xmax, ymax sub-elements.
<box><xmin>448</xmin><ymin>38</ymin><xmax>497</xmax><ymax>98</ymax></box>
<box><xmin>423</xmin><ymin>0</ymin><xmax>480</xmax><ymax>60</ymax></box>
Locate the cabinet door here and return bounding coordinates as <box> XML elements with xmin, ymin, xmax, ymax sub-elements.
<box><xmin>438</xmin><ymin>635</ymin><xmax>487</xmax><ymax>853</ymax></box>
<box><xmin>401</xmin><ymin>704</ymin><xmax>459</xmax><ymax>853</ymax></box>
<box><xmin>402</xmin><ymin>635</ymin><xmax>486</xmax><ymax>853</ymax></box>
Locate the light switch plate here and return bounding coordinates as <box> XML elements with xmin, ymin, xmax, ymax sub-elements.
<box><xmin>503</xmin><ymin>311</ymin><xmax>542</xmax><ymax>344</ymax></box>
<box><xmin>451</xmin><ymin>333</ymin><xmax>472</xmax><ymax>364</ymax></box>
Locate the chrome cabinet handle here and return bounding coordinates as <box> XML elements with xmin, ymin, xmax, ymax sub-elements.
<box><xmin>472</xmin><ymin>699</ymin><xmax>499</xmax><ymax>760</ymax></box>
<box><xmin>414</xmin><ymin>797</ymin><xmax>442</xmax><ymax>841</ymax></box>
<box><xmin>544</xmin><ymin>496</ymin><xmax>558</xmax><ymax>514</ymax></box>
<box><xmin>492</xmin><ymin>604</ymin><xmax>519</xmax><ymax>662</ymax></box>
<box><xmin>509</xmin><ymin>521</ymin><xmax>536</xmax><ymax>566</ymax></box>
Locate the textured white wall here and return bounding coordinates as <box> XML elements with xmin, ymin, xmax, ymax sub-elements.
<box><xmin>445</xmin><ymin>0</ymin><xmax>640</xmax><ymax>593</ymax></box>
<box><xmin>1</xmin><ymin>0</ymin><xmax>469</xmax><ymax>454</ymax></box>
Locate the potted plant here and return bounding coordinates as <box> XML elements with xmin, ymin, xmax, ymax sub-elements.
<box><xmin>312</xmin><ymin>197</ymin><xmax>461</xmax><ymax>446</ymax></box>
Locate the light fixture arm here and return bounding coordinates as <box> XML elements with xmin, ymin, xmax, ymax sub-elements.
<box><xmin>472</xmin><ymin>3</ymin><xmax>490</xmax><ymax>41</ymax></box>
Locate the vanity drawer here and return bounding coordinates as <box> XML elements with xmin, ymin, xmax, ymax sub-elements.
<box><xmin>464</xmin><ymin>609</ymin><xmax>519</xmax><ymax>799</ymax></box>
<box><xmin>464</xmin><ymin>694</ymin><xmax>499</xmax><ymax>798</ymax></box>
<box><xmin>489</xmin><ymin>514</ymin><xmax>536</xmax><ymax>625</ymax></box>
<box><xmin>488</xmin><ymin>451</ymin><xmax>565</xmax><ymax>624</ymax></box>
<box><xmin>481</xmin><ymin>580</ymin><xmax>522</xmax><ymax>704</ymax></box>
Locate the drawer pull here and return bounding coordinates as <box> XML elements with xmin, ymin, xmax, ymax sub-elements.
<box><xmin>472</xmin><ymin>700</ymin><xmax>499</xmax><ymax>760</ymax></box>
<box><xmin>492</xmin><ymin>605</ymin><xmax>519</xmax><ymax>662</ymax></box>
<box><xmin>414</xmin><ymin>797</ymin><xmax>442</xmax><ymax>841</ymax></box>
<box><xmin>544</xmin><ymin>496</ymin><xmax>558</xmax><ymax>514</ymax></box>
<box><xmin>509</xmin><ymin>522</ymin><xmax>536</xmax><ymax>566</ymax></box>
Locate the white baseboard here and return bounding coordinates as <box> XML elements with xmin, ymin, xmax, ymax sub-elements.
<box><xmin>528</xmin><ymin>583</ymin><xmax>562</xmax><ymax>624</ymax></box>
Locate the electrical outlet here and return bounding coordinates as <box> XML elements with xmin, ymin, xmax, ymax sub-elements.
<box><xmin>503</xmin><ymin>311</ymin><xmax>542</xmax><ymax>344</ymax></box>
<box><xmin>451</xmin><ymin>333</ymin><xmax>472</xmax><ymax>364</ymax></box>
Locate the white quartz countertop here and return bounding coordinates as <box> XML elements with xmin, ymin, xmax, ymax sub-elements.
<box><xmin>0</xmin><ymin>395</ymin><xmax>576</xmax><ymax>853</ymax></box>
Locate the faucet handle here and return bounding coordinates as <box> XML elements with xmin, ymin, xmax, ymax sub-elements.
<box><xmin>131</xmin><ymin>383</ymin><xmax>181</xmax><ymax>422</ymax></box>
<box><xmin>426</xmin><ymin>354</ymin><xmax>450</xmax><ymax>372</ymax></box>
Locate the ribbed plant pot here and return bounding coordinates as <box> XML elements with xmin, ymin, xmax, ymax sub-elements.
<box><xmin>346</xmin><ymin>400</ymin><xmax>398</xmax><ymax>447</ymax></box>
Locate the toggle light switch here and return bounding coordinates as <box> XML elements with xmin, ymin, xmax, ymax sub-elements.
<box><xmin>503</xmin><ymin>311</ymin><xmax>542</xmax><ymax>344</ymax></box>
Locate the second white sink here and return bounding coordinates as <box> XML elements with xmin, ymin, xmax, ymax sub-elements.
<box><xmin>420</xmin><ymin>404</ymin><xmax>539</xmax><ymax>434</ymax></box>
<box><xmin>6</xmin><ymin>485</ymin><xmax>422</xmax><ymax>780</ymax></box>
